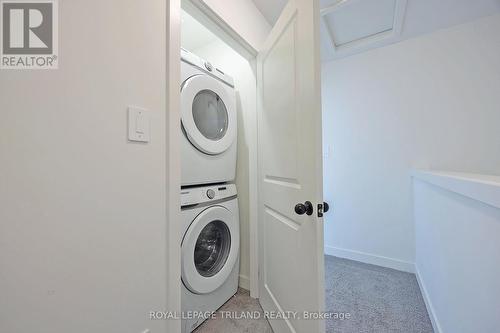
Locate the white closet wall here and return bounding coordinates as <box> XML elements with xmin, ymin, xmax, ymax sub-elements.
<box><xmin>200</xmin><ymin>0</ymin><xmax>271</xmax><ymax>49</ymax></box>
<box><xmin>0</xmin><ymin>0</ymin><xmax>168</xmax><ymax>332</ymax></box>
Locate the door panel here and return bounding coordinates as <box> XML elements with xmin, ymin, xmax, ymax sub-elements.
<box><xmin>262</xmin><ymin>16</ymin><xmax>299</xmax><ymax>182</ymax></box>
<box><xmin>257</xmin><ymin>0</ymin><xmax>324</xmax><ymax>332</ymax></box>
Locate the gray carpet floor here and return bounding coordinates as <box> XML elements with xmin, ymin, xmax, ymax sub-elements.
<box><xmin>195</xmin><ymin>256</ymin><xmax>434</xmax><ymax>333</ymax></box>
<box><xmin>325</xmin><ymin>255</ymin><xmax>433</xmax><ymax>333</ymax></box>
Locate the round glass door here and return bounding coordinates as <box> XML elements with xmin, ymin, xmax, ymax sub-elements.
<box><xmin>181</xmin><ymin>74</ymin><xmax>236</xmax><ymax>155</ymax></box>
<box><xmin>194</xmin><ymin>220</ymin><xmax>231</xmax><ymax>277</ymax></box>
<box><xmin>181</xmin><ymin>206</ymin><xmax>239</xmax><ymax>294</ymax></box>
<box><xmin>192</xmin><ymin>90</ymin><xmax>228</xmax><ymax>141</ymax></box>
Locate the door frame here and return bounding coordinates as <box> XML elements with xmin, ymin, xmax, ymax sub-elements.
<box><xmin>170</xmin><ymin>0</ymin><xmax>324</xmax><ymax>327</ymax></box>
<box><xmin>180</xmin><ymin>0</ymin><xmax>261</xmax><ymax>298</ymax></box>
<box><xmin>167</xmin><ymin>4</ymin><xmax>257</xmax><ymax>330</ymax></box>
<box><xmin>166</xmin><ymin>0</ymin><xmax>182</xmax><ymax>332</ymax></box>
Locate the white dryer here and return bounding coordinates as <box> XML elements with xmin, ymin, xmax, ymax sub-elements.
<box><xmin>180</xmin><ymin>184</ymin><xmax>240</xmax><ymax>333</ymax></box>
<box><xmin>181</xmin><ymin>49</ymin><xmax>237</xmax><ymax>186</ymax></box>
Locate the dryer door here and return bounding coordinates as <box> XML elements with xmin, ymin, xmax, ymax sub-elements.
<box><xmin>182</xmin><ymin>205</ymin><xmax>239</xmax><ymax>294</ymax></box>
<box><xmin>181</xmin><ymin>74</ymin><xmax>236</xmax><ymax>155</ymax></box>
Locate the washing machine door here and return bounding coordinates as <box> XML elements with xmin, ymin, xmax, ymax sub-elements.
<box><xmin>181</xmin><ymin>74</ymin><xmax>236</xmax><ymax>155</ymax></box>
<box><xmin>182</xmin><ymin>205</ymin><xmax>239</xmax><ymax>294</ymax></box>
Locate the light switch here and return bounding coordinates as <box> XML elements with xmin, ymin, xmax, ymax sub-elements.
<box><xmin>128</xmin><ymin>106</ymin><xmax>150</xmax><ymax>142</ymax></box>
<box><xmin>135</xmin><ymin>113</ymin><xmax>146</xmax><ymax>134</ymax></box>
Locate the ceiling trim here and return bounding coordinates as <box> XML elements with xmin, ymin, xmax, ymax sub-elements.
<box><xmin>321</xmin><ymin>0</ymin><xmax>408</xmax><ymax>59</ymax></box>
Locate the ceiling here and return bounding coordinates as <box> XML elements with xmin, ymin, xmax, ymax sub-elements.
<box><xmin>252</xmin><ymin>0</ymin><xmax>500</xmax><ymax>61</ymax></box>
<box><xmin>251</xmin><ymin>0</ymin><xmax>288</xmax><ymax>24</ymax></box>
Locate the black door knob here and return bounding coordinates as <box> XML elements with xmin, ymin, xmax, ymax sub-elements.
<box><xmin>323</xmin><ymin>202</ymin><xmax>330</xmax><ymax>213</ymax></box>
<box><xmin>295</xmin><ymin>201</ymin><xmax>313</xmax><ymax>216</ymax></box>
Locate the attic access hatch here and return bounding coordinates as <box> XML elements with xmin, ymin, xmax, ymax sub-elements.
<box><xmin>321</xmin><ymin>0</ymin><xmax>407</xmax><ymax>58</ymax></box>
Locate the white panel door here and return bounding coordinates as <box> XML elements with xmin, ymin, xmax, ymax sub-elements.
<box><xmin>257</xmin><ymin>0</ymin><xmax>325</xmax><ymax>332</ymax></box>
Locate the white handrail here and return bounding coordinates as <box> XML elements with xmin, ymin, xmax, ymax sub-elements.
<box><xmin>412</xmin><ymin>170</ymin><xmax>500</xmax><ymax>209</ymax></box>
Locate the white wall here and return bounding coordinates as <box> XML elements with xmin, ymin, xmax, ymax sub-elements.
<box><xmin>191</xmin><ymin>40</ymin><xmax>257</xmax><ymax>290</ymax></box>
<box><xmin>200</xmin><ymin>0</ymin><xmax>271</xmax><ymax>50</ymax></box>
<box><xmin>413</xmin><ymin>176</ymin><xmax>500</xmax><ymax>333</ymax></box>
<box><xmin>0</xmin><ymin>1</ymin><xmax>168</xmax><ymax>332</ymax></box>
<box><xmin>322</xmin><ymin>14</ymin><xmax>500</xmax><ymax>269</ymax></box>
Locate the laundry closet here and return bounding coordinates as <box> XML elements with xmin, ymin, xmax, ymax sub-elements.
<box><xmin>179</xmin><ymin>8</ymin><xmax>258</xmax><ymax>333</ymax></box>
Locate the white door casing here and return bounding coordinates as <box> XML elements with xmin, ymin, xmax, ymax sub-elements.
<box><xmin>257</xmin><ymin>0</ymin><xmax>325</xmax><ymax>332</ymax></box>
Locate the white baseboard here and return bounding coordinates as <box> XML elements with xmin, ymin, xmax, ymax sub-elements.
<box><xmin>239</xmin><ymin>274</ymin><xmax>250</xmax><ymax>290</ymax></box>
<box><xmin>415</xmin><ymin>266</ymin><xmax>442</xmax><ymax>333</ymax></box>
<box><xmin>324</xmin><ymin>245</ymin><xmax>415</xmax><ymax>273</ymax></box>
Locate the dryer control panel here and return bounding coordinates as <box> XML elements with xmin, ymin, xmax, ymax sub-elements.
<box><xmin>181</xmin><ymin>184</ymin><xmax>237</xmax><ymax>207</ymax></box>
<box><xmin>181</xmin><ymin>48</ymin><xmax>235</xmax><ymax>88</ymax></box>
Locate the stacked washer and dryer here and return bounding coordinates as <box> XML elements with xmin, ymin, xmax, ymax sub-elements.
<box><xmin>180</xmin><ymin>48</ymin><xmax>240</xmax><ymax>333</ymax></box>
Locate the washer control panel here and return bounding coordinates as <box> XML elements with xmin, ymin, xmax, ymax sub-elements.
<box><xmin>181</xmin><ymin>184</ymin><xmax>237</xmax><ymax>207</ymax></box>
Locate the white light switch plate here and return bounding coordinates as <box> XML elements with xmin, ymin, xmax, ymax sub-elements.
<box><xmin>128</xmin><ymin>106</ymin><xmax>150</xmax><ymax>142</ymax></box>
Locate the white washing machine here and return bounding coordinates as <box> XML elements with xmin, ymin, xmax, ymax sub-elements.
<box><xmin>180</xmin><ymin>183</ymin><xmax>240</xmax><ymax>333</ymax></box>
<box><xmin>181</xmin><ymin>49</ymin><xmax>237</xmax><ymax>186</ymax></box>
